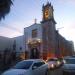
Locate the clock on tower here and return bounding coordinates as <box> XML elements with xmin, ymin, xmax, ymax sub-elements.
<box><xmin>44</xmin><ymin>8</ymin><xmax>49</xmax><ymax>19</ymax></box>
<box><xmin>42</xmin><ymin>2</ymin><xmax>54</xmax><ymax>21</ymax></box>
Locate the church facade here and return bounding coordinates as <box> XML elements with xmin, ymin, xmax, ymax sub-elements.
<box><xmin>23</xmin><ymin>2</ymin><xmax>74</xmax><ymax>60</ymax></box>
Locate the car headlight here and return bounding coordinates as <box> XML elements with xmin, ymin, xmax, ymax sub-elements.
<box><xmin>48</xmin><ymin>64</ymin><xmax>55</xmax><ymax>69</ymax></box>
<box><xmin>51</xmin><ymin>64</ymin><xmax>54</xmax><ymax>68</ymax></box>
<box><xmin>57</xmin><ymin>61</ymin><xmax>61</xmax><ymax>65</ymax></box>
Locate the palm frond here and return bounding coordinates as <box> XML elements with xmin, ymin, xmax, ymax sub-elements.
<box><xmin>0</xmin><ymin>0</ymin><xmax>13</xmax><ymax>20</ymax></box>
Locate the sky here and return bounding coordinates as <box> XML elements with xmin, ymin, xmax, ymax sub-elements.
<box><xmin>0</xmin><ymin>0</ymin><xmax>75</xmax><ymax>49</ymax></box>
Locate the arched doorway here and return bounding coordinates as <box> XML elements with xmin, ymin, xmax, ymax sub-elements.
<box><xmin>27</xmin><ymin>39</ymin><xmax>42</xmax><ymax>59</ymax></box>
<box><xmin>30</xmin><ymin>48</ymin><xmax>39</xmax><ymax>59</ymax></box>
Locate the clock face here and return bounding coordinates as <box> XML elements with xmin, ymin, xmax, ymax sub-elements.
<box><xmin>45</xmin><ymin>9</ymin><xmax>49</xmax><ymax>19</ymax></box>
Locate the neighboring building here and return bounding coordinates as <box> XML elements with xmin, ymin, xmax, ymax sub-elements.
<box><xmin>0</xmin><ymin>36</ymin><xmax>12</xmax><ymax>52</ymax></box>
<box><xmin>0</xmin><ymin>2</ymin><xmax>74</xmax><ymax>60</ymax></box>
<box><xmin>12</xmin><ymin>36</ymin><xmax>24</xmax><ymax>53</ymax></box>
<box><xmin>55</xmin><ymin>31</ymin><xmax>74</xmax><ymax>57</ymax></box>
<box><xmin>0</xmin><ymin>36</ymin><xmax>14</xmax><ymax>68</ymax></box>
<box><xmin>11</xmin><ymin>36</ymin><xmax>25</xmax><ymax>59</ymax></box>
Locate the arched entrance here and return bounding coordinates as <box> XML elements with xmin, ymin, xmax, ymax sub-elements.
<box><xmin>30</xmin><ymin>48</ymin><xmax>39</xmax><ymax>59</ymax></box>
<box><xmin>27</xmin><ymin>39</ymin><xmax>41</xmax><ymax>59</ymax></box>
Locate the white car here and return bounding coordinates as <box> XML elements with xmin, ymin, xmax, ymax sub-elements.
<box><xmin>2</xmin><ymin>59</ymin><xmax>48</xmax><ymax>75</ymax></box>
<box><xmin>62</xmin><ymin>57</ymin><xmax>75</xmax><ymax>75</ymax></box>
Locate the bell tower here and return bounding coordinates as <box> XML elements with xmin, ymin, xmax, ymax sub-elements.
<box><xmin>41</xmin><ymin>2</ymin><xmax>56</xmax><ymax>59</ymax></box>
<box><xmin>42</xmin><ymin>2</ymin><xmax>54</xmax><ymax>21</ymax></box>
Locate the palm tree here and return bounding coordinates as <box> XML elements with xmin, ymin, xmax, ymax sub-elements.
<box><xmin>0</xmin><ymin>0</ymin><xmax>13</xmax><ymax>20</ymax></box>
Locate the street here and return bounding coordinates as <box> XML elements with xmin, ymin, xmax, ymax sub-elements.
<box><xmin>48</xmin><ymin>67</ymin><xmax>63</xmax><ymax>75</ymax></box>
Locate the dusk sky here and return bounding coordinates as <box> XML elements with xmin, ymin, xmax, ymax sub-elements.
<box><xmin>0</xmin><ymin>0</ymin><xmax>75</xmax><ymax>48</ymax></box>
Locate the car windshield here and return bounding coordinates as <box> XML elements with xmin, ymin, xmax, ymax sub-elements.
<box><xmin>65</xmin><ymin>58</ymin><xmax>75</xmax><ymax>64</ymax></box>
<box><xmin>14</xmin><ymin>60</ymin><xmax>33</xmax><ymax>69</ymax></box>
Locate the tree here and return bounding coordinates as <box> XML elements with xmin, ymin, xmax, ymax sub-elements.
<box><xmin>0</xmin><ymin>0</ymin><xmax>13</xmax><ymax>20</ymax></box>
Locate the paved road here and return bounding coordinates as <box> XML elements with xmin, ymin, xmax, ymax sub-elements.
<box><xmin>48</xmin><ymin>67</ymin><xmax>63</xmax><ymax>75</ymax></box>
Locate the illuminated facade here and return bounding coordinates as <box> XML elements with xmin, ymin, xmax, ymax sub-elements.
<box><xmin>24</xmin><ymin>23</ymin><xmax>43</xmax><ymax>59</ymax></box>
<box><xmin>23</xmin><ymin>2</ymin><xmax>74</xmax><ymax>60</ymax></box>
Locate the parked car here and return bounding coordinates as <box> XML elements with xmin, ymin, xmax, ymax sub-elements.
<box><xmin>46</xmin><ymin>58</ymin><xmax>64</xmax><ymax>70</ymax></box>
<box><xmin>62</xmin><ymin>57</ymin><xmax>75</xmax><ymax>75</ymax></box>
<box><xmin>1</xmin><ymin>59</ymin><xmax>48</xmax><ymax>75</ymax></box>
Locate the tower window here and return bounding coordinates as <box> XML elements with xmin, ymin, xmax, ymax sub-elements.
<box><xmin>32</xmin><ymin>29</ymin><xmax>37</xmax><ymax>38</ymax></box>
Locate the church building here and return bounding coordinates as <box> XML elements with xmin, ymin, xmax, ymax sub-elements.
<box><xmin>23</xmin><ymin>2</ymin><xmax>74</xmax><ymax>60</ymax></box>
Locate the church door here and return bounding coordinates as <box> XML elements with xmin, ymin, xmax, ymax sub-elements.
<box><xmin>30</xmin><ymin>48</ymin><xmax>39</xmax><ymax>59</ymax></box>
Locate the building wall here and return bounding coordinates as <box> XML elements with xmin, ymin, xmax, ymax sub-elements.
<box><xmin>12</xmin><ymin>36</ymin><xmax>25</xmax><ymax>56</ymax></box>
<box><xmin>0</xmin><ymin>36</ymin><xmax>15</xmax><ymax>67</ymax></box>
<box><xmin>41</xmin><ymin>20</ymin><xmax>56</xmax><ymax>59</ymax></box>
<box><xmin>56</xmin><ymin>32</ymin><xmax>74</xmax><ymax>57</ymax></box>
<box><xmin>24</xmin><ymin>23</ymin><xmax>43</xmax><ymax>59</ymax></box>
<box><xmin>0</xmin><ymin>36</ymin><xmax>12</xmax><ymax>51</ymax></box>
<box><xmin>24</xmin><ymin>23</ymin><xmax>42</xmax><ymax>51</ymax></box>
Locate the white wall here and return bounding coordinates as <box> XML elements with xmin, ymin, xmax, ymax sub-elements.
<box><xmin>24</xmin><ymin>23</ymin><xmax>42</xmax><ymax>51</ymax></box>
<box><xmin>12</xmin><ymin>35</ymin><xmax>24</xmax><ymax>53</ymax></box>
